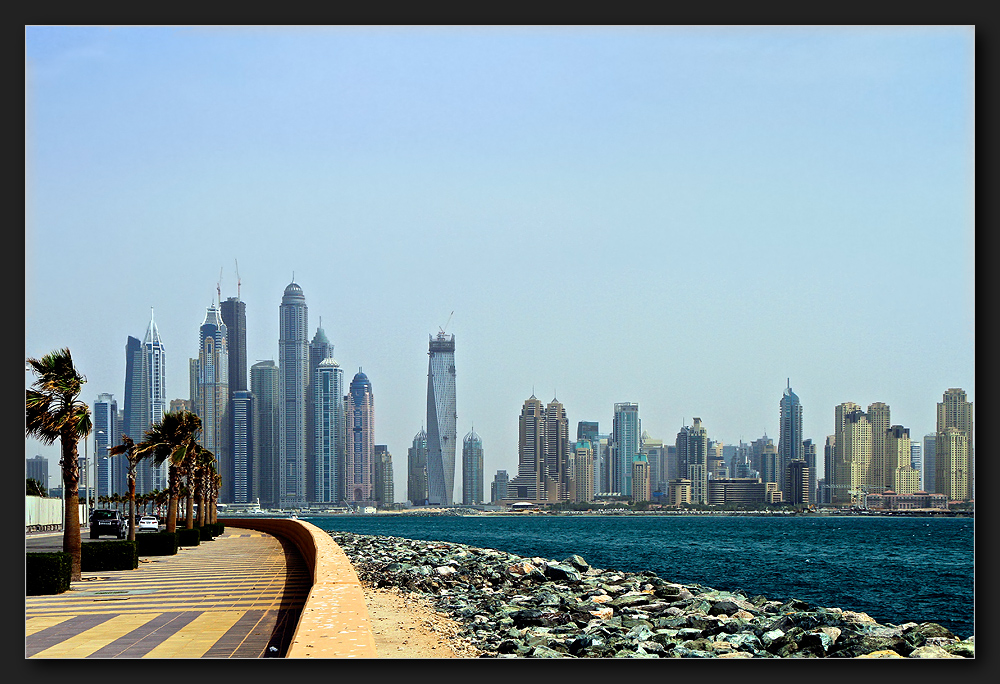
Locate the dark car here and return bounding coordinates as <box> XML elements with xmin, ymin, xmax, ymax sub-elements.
<box><xmin>90</xmin><ymin>509</ymin><xmax>128</xmax><ymax>539</ymax></box>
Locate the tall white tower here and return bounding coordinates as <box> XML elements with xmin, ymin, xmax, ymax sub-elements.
<box><xmin>426</xmin><ymin>331</ymin><xmax>456</xmax><ymax>506</ymax></box>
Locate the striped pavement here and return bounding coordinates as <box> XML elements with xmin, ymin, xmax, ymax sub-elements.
<box><xmin>25</xmin><ymin>528</ymin><xmax>310</xmax><ymax>659</ymax></box>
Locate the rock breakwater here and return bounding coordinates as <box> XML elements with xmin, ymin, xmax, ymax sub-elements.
<box><xmin>332</xmin><ymin>531</ymin><xmax>974</xmax><ymax>659</ymax></box>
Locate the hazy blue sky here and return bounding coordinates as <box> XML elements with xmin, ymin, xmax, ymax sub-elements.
<box><xmin>25</xmin><ymin>26</ymin><xmax>974</xmax><ymax>497</ymax></box>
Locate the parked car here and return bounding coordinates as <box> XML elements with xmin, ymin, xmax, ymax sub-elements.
<box><xmin>90</xmin><ymin>509</ymin><xmax>128</xmax><ymax>539</ymax></box>
<box><xmin>137</xmin><ymin>516</ymin><xmax>159</xmax><ymax>532</ymax></box>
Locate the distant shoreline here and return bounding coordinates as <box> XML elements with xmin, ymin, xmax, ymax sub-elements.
<box><xmin>220</xmin><ymin>509</ymin><xmax>973</xmax><ymax>519</ymax></box>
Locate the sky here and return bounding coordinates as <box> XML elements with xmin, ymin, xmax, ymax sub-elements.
<box><xmin>25</xmin><ymin>25</ymin><xmax>975</xmax><ymax>499</ymax></box>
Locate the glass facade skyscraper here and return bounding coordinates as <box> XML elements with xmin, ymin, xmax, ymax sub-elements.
<box><xmin>314</xmin><ymin>357</ymin><xmax>344</xmax><ymax>504</ymax></box>
<box><xmin>778</xmin><ymin>380</ymin><xmax>803</xmax><ymax>496</ymax></box>
<box><xmin>426</xmin><ymin>332</ymin><xmax>456</xmax><ymax>506</ymax></box>
<box><xmin>611</xmin><ymin>403</ymin><xmax>640</xmax><ymax>496</ymax></box>
<box><xmin>123</xmin><ymin>310</ymin><xmax>167</xmax><ymax>495</ymax></box>
<box><xmin>346</xmin><ymin>370</ymin><xmax>375</xmax><ymax>503</ymax></box>
<box><xmin>278</xmin><ymin>281</ymin><xmax>309</xmax><ymax>509</ymax></box>
<box><xmin>407</xmin><ymin>428</ymin><xmax>429</xmax><ymax>505</ymax></box>
<box><xmin>251</xmin><ymin>360</ymin><xmax>279</xmax><ymax>509</ymax></box>
<box><xmin>195</xmin><ymin>304</ymin><xmax>230</xmax><ymax>500</ymax></box>
<box><xmin>462</xmin><ymin>428</ymin><xmax>484</xmax><ymax>505</ymax></box>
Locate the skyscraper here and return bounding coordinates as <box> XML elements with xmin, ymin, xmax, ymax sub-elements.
<box><xmin>462</xmin><ymin>428</ymin><xmax>484</xmax><ymax>505</ymax></box>
<box><xmin>677</xmin><ymin>418</ymin><xmax>709</xmax><ymax>504</ymax></box>
<box><xmin>194</xmin><ymin>304</ymin><xmax>230</xmax><ymax>501</ymax></box>
<box><xmin>123</xmin><ymin>310</ymin><xmax>167</xmax><ymax>495</ymax></box>
<box><xmin>611</xmin><ymin>403</ymin><xmax>641</xmax><ymax>496</ymax></box>
<box><xmin>278</xmin><ymin>281</ymin><xmax>309</xmax><ymax>509</ymax></box>
<box><xmin>868</xmin><ymin>402</ymin><xmax>891</xmax><ymax>491</ymax></box>
<box><xmin>93</xmin><ymin>393</ymin><xmax>119</xmax><ymax>500</ymax></box>
<box><xmin>778</xmin><ymin>380</ymin><xmax>803</xmax><ymax>495</ymax></box>
<box><xmin>407</xmin><ymin>428</ymin><xmax>429</xmax><ymax>505</ymax></box>
<box><xmin>426</xmin><ymin>332</ymin><xmax>457</xmax><ymax>506</ymax></box>
<box><xmin>923</xmin><ymin>433</ymin><xmax>937</xmax><ymax>494</ymax></box>
<box><xmin>373</xmin><ymin>445</ymin><xmax>394</xmax><ymax>508</ymax></box>
<box><xmin>221</xmin><ymin>296</ymin><xmax>250</xmax><ymax>504</ymax></box>
<box><xmin>631</xmin><ymin>453</ymin><xmax>650</xmax><ymax>503</ymax></box>
<box><xmin>313</xmin><ymin>357</ymin><xmax>344</xmax><ymax>504</ymax></box>
<box><xmin>306</xmin><ymin>324</ymin><xmax>335</xmax><ymax>503</ymax></box>
<box><xmin>491</xmin><ymin>469</ymin><xmax>509</xmax><ymax>504</ymax></box>
<box><xmin>251</xmin><ymin>360</ymin><xmax>279</xmax><ymax>510</ymax></box>
<box><xmin>833</xmin><ymin>402</ymin><xmax>872</xmax><ymax>506</ymax></box>
<box><xmin>507</xmin><ymin>395</ymin><xmax>549</xmax><ymax>501</ymax></box>
<box><xmin>543</xmin><ymin>398</ymin><xmax>572</xmax><ymax>502</ymax></box>
<box><xmin>26</xmin><ymin>455</ymin><xmax>48</xmax><ymax>491</ymax></box>
<box><xmin>346</xmin><ymin>370</ymin><xmax>375</xmax><ymax>504</ymax></box>
<box><xmin>936</xmin><ymin>388</ymin><xmax>973</xmax><ymax>501</ymax></box>
<box><xmin>803</xmin><ymin>438</ymin><xmax>818</xmax><ymax>504</ymax></box>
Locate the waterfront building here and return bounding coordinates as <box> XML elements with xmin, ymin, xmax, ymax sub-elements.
<box><xmin>667</xmin><ymin>478</ymin><xmax>692</xmax><ymax>506</ymax></box>
<box><xmin>865</xmin><ymin>490</ymin><xmax>947</xmax><ymax>511</ymax></box>
<box><xmin>936</xmin><ymin>427</ymin><xmax>969</xmax><ymax>501</ymax></box>
<box><xmin>123</xmin><ymin>310</ymin><xmax>168</xmax><ymax>495</ymax></box>
<box><xmin>221</xmin><ymin>296</ymin><xmax>250</xmax><ymax>503</ymax></box>
<box><xmin>407</xmin><ymin>428</ymin><xmax>429</xmax><ymax>505</ymax></box>
<box><xmin>707</xmin><ymin>478</ymin><xmax>774</xmax><ymax>506</ymax></box>
<box><xmin>92</xmin><ymin>394</ymin><xmax>119</xmax><ymax>499</ymax></box>
<box><xmin>785</xmin><ymin>460</ymin><xmax>810</xmax><ymax>505</ymax></box>
<box><xmin>345</xmin><ymin>370</ymin><xmax>376</xmax><ymax>504</ymax></box>
<box><xmin>910</xmin><ymin>442</ymin><xmax>923</xmax><ymax>490</ymax></box>
<box><xmin>577</xmin><ymin>421</ymin><xmax>603</xmax><ymax>494</ymax></box>
<box><xmin>868</xmin><ymin>402</ymin><xmax>891</xmax><ymax>491</ymax></box>
<box><xmin>313</xmin><ymin>357</ymin><xmax>344</xmax><ymax>504</ymax></box>
<box><xmin>923</xmin><ymin>433</ymin><xmax>937</xmax><ymax>495</ymax></box>
<box><xmin>732</xmin><ymin>441</ymin><xmax>756</xmax><ymax>480</ymax></box>
<box><xmin>936</xmin><ymin>388</ymin><xmax>973</xmax><ymax>500</ymax></box>
<box><xmin>462</xmin><ymin>428</ymin><xmax>484</xmax><ymax>505</ymax></box>
<box><xmin>885</xmin><ymin>425</ymin><xmax>911</xmax><ymax>494</ymax></box>
<box><xmin>760</xmin><ymin>438</ymin><xmax>779</xmax><ymax>490</ymax></box>
<box><xmin>822</xmin><ymin>435</ymin><xmax>836</xmax><ymax>505</ymax></box>
<box><xmin>374</xmin><ymin>445</ymin><xmax>394</xmax><ymax>508</ymax></box>
<box><xmin>491</xmin><ymin>469</ymin><xmax>509</xmax><ymax>504</ymax></box>
<box><xmin>642</xmin><ymin>435</ymin><xmax>667</xmax><ymax>494</ymax></box>
<box><xmin>676</xmin><ymin>418</ymin><xmax>709</xmax><ymax>504</ymax></box>
<box><xmin>426</xmin><ymin>332</ymin><xmax>457</xmax><ymax>506</ymax></box>
<box><xmin>893</xmin><ymin>464</ymin><xmax>922</xmax><ymax>496</ymax></box>
<box><xmin>251</xmin><ymin>360</ymin><xmax>280</xmax><ymax>510</ymax></box>
<box><xmin>833</xmin><ymin>402</ymin><xmax>873</xmax><ymax>506</ymax></box>
<box><xmin>803</xmin><ymin>438</ymin><xmax>818</xmax><ymax>505</ymax></box>
<box><xmin>708</xmin><ymin>440</ymin><xmax>728</xmax><ymax>480</ymax></box>
<box><xmin>278</xmin><ymin>281</ymin><xmax>309</xmax><ymax>509</ymax></box>
<box><xmin>306</xmin><ymin>324</ymin><xmax>335</xmax><ymax>503</ymax></box>
<box><xmin>507</xmin><ymin>395</ymin><xmax>549</xmax><ymax>501</ymax></box>
<box><xmin>544</xmin><ymin>398</ymin><xmax>572</xmax><ymax>502</ymax></box>
<box><xmin>611</xmin><ymin>403</ymin><xmax>641</xmax><ymax>496</ymax></box>
<box><xmin>595</xmin><ymin>435</ymin><xmax>611</xmax><ymax>494</ymax></box>
<box><xmin>778</xmin><ymin>380</ymin><xmax>803</xmax><ymax>495</ymax></box>
<box><xmin>194</xmin><ymin>303</ymin><xmax>230</xmax><ymax>501</ymax></box>
<box><xmin>749</xmin><ymin>434</ymin><xmax>772</xmax><ymax>481</ymax></box>
<box><xmin>573</xmin><ymin>440</ymin><xmax>595</xmax><ymax>503</ymax></box>
<box><xmin>630</xmin><ymin>453</ymin><xmax>651</xmax><ymax>503</ymax></box>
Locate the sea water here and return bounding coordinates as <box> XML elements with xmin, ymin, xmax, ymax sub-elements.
<box><xmin>303</xmin><ymin>513</ymin><xmax>975</xmax><ymax>639</ymax></box>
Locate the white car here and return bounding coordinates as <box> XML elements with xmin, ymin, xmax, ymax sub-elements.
<box><xmin>138</xmin><ymin>516</ymin><xmax>159</xmax><ymax>532</ymax></box>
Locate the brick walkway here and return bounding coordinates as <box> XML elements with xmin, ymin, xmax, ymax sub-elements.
<box><xmin>25</xmin><ymin>528</ymin><xmax>309</xmax><ymax>658</ymax></box>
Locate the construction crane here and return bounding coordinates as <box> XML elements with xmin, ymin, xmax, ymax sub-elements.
<box><xmin>439</xmin><ymin>311</ymin><xmax>454</xmax><ymax>335</ymax></box>
<box><xmin>235</xmin><ymin>259</ymin><xmax>241</xmax><ymax>300</ymax></box>
<box><xmin>217</xmin><ymin>267</ymin><xmax>223</xmax><ymax>306</ymax></box>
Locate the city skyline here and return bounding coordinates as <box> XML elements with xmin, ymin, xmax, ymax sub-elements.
<box><xmin>25</xmin><ymin>27</ymin><xmax>974</xmax><ymax>501</ymax></box>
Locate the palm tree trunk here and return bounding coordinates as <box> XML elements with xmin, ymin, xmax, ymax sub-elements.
<box><xmin>165</xmin><ymin>465</ymin><xmax>179</xmax><ymax>533</ymax></box>
<box><xmin>127</xmin><ymin>474</ymin><xmax>137</xmax><ymax>541</ymax></box>
<box><xmin>185</xmin><ymin>477</ymin><xmax>195</xmax><ymax>529</ymax></box>
<box><xmin>61</xmin><ymin>431</ymin><xmax>82</xmax><ymax>581</ymax></box>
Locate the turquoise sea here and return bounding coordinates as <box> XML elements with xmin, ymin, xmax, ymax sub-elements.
<box><xmin>302</xmin><ymin>514</ymin><xmax>975</xmax><ymax>639</ymax></box>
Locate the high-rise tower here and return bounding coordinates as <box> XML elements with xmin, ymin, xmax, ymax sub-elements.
<box><xmin>407</xmin><ymin>427</ymin><xmax>429</xmax><ymax>505</ymax></box>
<box><xmin>195</xmin><ymin>304</ymin><xmax>230</xmax><ymax>500</ymax></box>
<box><xmin>123</xmin><ymin>310</ymin><xmax>167</xmax><ymax>495</ymax></box>
<box><xmin>93</xmin><ymin>393</ymin><xmax>119</xmax><ymax>500</ymax></box>
<box><xmin>611</xmin><ymin>403</ymin><xmax>641</xmax><ymax>496</ymax></box>
<box><xmin>221</xmin><ymin>296</ymin><xmax>250</xmax><ymax>504</ymax></box>
<box><xmin>313</xmin><ymin>357</ymin><xmax>344</xmax><ymax>504</ymax></box>
<box><xmin>507</xmin><ymin>395</ymin><xmax>546</xmax><ymax>501</ymax></box>
<box><xmin>936</xmin><ymin>388</ymin><xmax>973</xmax><ymax>501</ymax></box>
<box><xmin>278</xmin><ymin>281</ymin><xmax>309</xmax><ymax>509</ymax></box>
<box><xmin>543</xmin><ymin>398</ymin><xmax>572</xmax><ymax>501</ymax></box>
<box><xmin>462</xmin><ymin>428</ymin><xmax>484</xmax><ymax>505</ymax></box>
<box><xmin>778</xmin><ymin>380</ymin><xmax>803</xmax><ymax>495</ymax></box>
<box><xmin>426</xmin><ymin>332</ymin><xmax>457</xmax><ymax>506</ymax></box>
<box><xmin>251</xmin><ymin>360</ymin><xmax>279</xmax><ymax>510</ymax></box>
<box><xmin>373</xmin><ymin>445</ymin><xmax>394</xmax><ymax>508</ymax></box>
<box><xmin>346</xmin><ymin>370</ymin><xmax>375</xmax><ymax>503</ymax></box>
<box><xmin>307</xmin><ymin>324</ymin><xmax>335</xmax><ymax>503</ymax></box>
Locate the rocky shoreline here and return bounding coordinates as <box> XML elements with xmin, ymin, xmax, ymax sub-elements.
<box><xmin>332</xmin><ymin>531</ymin><xmax>974</xmax><ymax>659</ymax></box>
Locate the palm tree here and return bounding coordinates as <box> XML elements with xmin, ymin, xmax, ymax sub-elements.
<box><xmin>106</xmin><ymin>434</ymin><xmax>157</xmax><ymax>541</ymax></box>
<box><xmin>141</xmin><ymin>410</ymin><xmax>202</xmax><ymax>533</ymax></box>
<box><xmin>26</xmin><ymin>348</ymin><xmax>92</xmax><ymax>581</ymax></box>
<box><xmin>192</xmin><ymin>447</ymin><xmax>216</xmax><ymax>528</ymax></box>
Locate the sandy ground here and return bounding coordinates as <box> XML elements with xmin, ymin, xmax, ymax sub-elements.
<box><xmin>363</xmin><ymin>585</ymin><xmax>483</xmax><ymax>659</ymax></box>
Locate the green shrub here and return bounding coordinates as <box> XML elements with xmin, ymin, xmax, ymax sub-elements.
<box><xmin>136</xmin><ymin>531</ymin><xmax>179</xmax><ymax>556</ymax></box>
<box><xmin>197</xmin><ymin>526</ymin><xmax>214</xmax><ymax>541</ymax></box>
<box><xmin>177</xmin><ymin>527</ymin><xmax>201</xmax><ymax>547</ymax></box>
<box><xmin>82</xmin><ymin>540</ymin><xmax>138</xmax><ymax>571</ymax></box>
<box><xmin>211</xmin><ymin>522</ymin><xmax>225</xmax><ymax>536</ymax></box>
<box><xmin>26</xmin><ymin>552</ymin><xmax>71</xmax><ymax>595</ymax></box>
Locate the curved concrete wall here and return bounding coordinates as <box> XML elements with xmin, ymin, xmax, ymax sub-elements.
<box><xmin>225</xmin><ymin>518</ymin><xmax>377</xmax><ymax>658</ymax></box>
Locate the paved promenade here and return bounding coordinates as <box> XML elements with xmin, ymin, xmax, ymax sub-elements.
<box><xmin>25</xmin><ymin>528</ymin><xmax>310</xmax><ymax>658</ymax></box>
